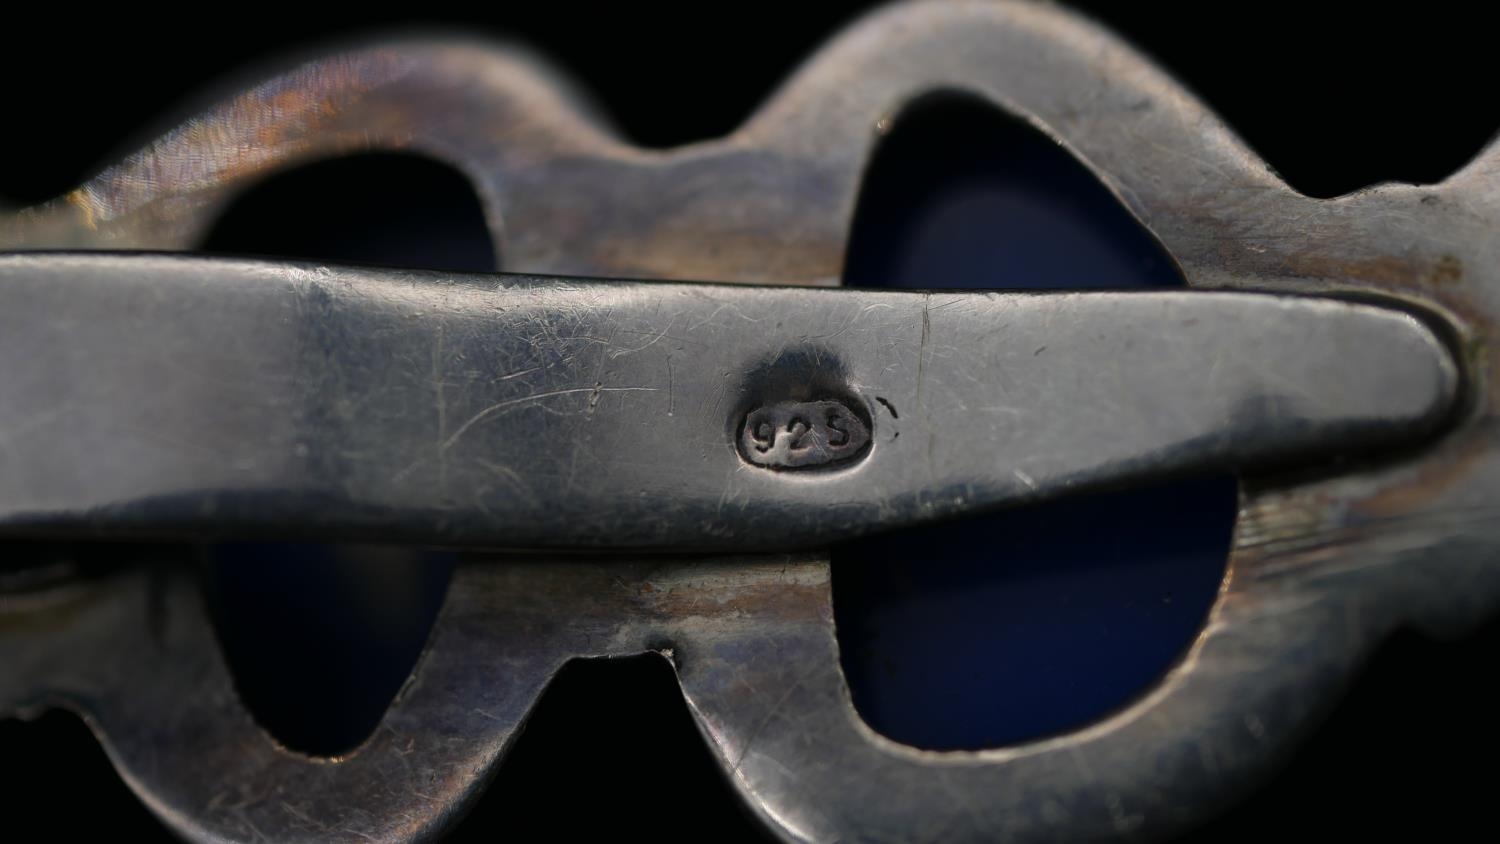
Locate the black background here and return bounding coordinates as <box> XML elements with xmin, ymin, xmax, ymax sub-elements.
<box><xmin>3</xmin><ymin>2</ymin><xmax>1498</xmax><ymax>841</ymax></box>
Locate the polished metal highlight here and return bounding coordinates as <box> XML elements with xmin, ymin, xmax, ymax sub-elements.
<box><xmin>4</xmin><ymin>1</ymin><xmax>1500</xmax><ymax>842</ymax></box>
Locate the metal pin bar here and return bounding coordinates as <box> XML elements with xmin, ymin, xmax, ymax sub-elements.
<box><xmin>0</xmin><ymin>252</ymin><xmax>1459</xmax><ymax>548</ymax></box>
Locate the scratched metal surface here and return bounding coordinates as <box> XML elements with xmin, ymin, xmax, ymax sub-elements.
<box><xmin>4</xmin><ymin>1</ymin><xmax>1500</xmax><ymax>841</ymax></box>
<box><xmin>0</xmin><ymin>253</ymin><xmax>1458</xmax><ymax>547</ymax></box>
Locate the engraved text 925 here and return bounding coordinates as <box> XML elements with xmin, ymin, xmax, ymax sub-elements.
<box><xmin>738</xmin><ymin>400</ymin><xmax>872</xmax><ymax>469</ymax></box>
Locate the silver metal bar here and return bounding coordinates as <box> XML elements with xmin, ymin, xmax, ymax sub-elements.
<box><xmin>0</xmin><ymin>252</ymin><xmax>1459</xmax><ymax>547</ymax></box>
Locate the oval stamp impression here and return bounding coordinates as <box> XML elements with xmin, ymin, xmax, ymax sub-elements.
<box><xmin>738</xmin><ymin>400</ymin><xmax>871</xmax><ymax>469</ymax></box>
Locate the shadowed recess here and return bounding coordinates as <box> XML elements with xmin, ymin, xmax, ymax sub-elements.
<box><xmin>204</xmin><ymin>546</ymin><xmax>454</xmax><ymax>756</ymax></box>
<box><xmin>0</xmin><ymin>711</ymin><xmax>170</xmax><ymax>839</ymax></box>
<box><xmin>199</xmin><ymin>153</ymin><xmax>491</xmax><ymax>756</ymax></box>
<box><xmin>449</xmin><ymin>655</ymin><xmax>770</xmax><ymax>842</ymax></box>
<box><xmin>200</xmin><ymin>152</ymin><xmax>497</xmax><ymax>272</ymax></box>
<box><xmin>833</xmin><ymin>92</ymin><xmax>1237</xmax><ymax>750</ymax></box>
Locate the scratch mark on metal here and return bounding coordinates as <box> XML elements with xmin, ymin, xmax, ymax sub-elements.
<box><xmin>433</xmin><ymin>323</ymin><xmax>447</xmax><ymax>493</ymax></box>
<box><xmin>441</xmin><ymin>386</ymin><xmax>657</xmax><ymax>451</ymax></box>
<box><xmin>917</xmin><ymin>293</ymin><xmax>932</xmax><ymax>406</ymax></box>
<box><xmin>667</xmin><ymin>355</ymin><xmax>676</xmax><ymax>416</ymax></box>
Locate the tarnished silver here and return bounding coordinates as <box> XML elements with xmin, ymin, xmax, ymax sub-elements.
<box><xmin>4</xmin><ymin>1</ymin><xmax>1500</xmax><ymax>842</ymax></box>
<box><xmin>0</xmin><ymin>252</ymin><xmax>1458</xmax><ymax>546</ymax></box>
<box><xmin>740</xmin><ymin>399</ymin><xmax>872</xmax><ymax>470</ymax></box>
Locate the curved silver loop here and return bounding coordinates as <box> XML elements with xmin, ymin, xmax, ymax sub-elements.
<box><xmin>3</xmin><ymin>1</ymin><xmax>1499</xmax><ymax>842</ymax></box>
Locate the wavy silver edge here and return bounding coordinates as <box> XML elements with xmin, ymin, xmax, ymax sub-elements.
<box><xmin>4</xmin><ymin>1</ymin><xmax>1500</xmax><ymax>841</ymax></box>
